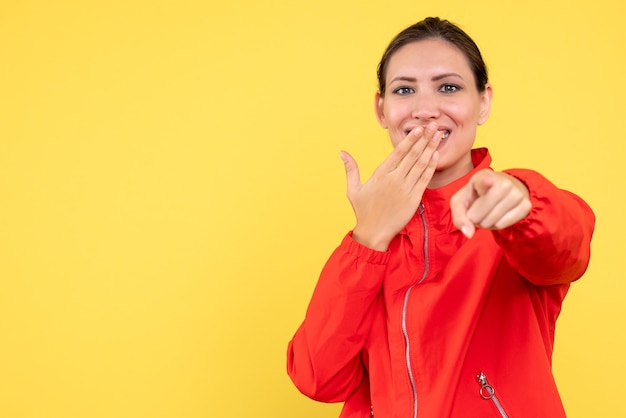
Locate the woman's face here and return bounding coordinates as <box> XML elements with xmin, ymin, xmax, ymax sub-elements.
<box><xmin>375</xmin><ymin>38</ymin><xmax>492</xmax><ymax>188</ymax></box>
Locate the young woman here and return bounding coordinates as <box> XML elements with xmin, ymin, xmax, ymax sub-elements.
<box><xmin>287</xmin><ymin>17</ymin><xmax>595</xmax><ymax>418</ymax></box>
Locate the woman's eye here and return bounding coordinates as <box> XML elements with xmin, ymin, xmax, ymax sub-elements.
<box><xmin>440</xmin><ymin>84</ymin><xmax>460</xmax><ymax>93</ymax></box>
<box><xmin>393</xmin><ymin>87</ymin><xmax>414</xmax><ymax>95</ymax></box>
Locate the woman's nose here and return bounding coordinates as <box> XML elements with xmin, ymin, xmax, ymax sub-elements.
<box><xmin>411</xmin><ymin>94</ymin><xmax>440</xmax><ymax>120</ymax></box>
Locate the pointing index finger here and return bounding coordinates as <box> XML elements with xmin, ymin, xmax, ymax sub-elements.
<box><xmin>450</xmin><ymin>182</ymin><xmax>478</xmax><ymax>239</ymax></box>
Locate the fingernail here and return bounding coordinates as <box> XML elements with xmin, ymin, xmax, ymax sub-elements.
<box><xmin>461</xmin><ymin>225</ymin><xmax>473</xmax><ymax>239</ymax></box>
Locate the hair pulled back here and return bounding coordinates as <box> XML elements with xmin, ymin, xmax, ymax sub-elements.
<box><xmin>377</xmin><ymin>17</ymin><xmax>488</xmax><ymax>96</ymax></box>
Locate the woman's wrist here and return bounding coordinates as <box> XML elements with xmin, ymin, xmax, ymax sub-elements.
<box><xmin>352</xmin><ymin>225</ymin><xmax>391</xmax><ymax>252</ymax></box>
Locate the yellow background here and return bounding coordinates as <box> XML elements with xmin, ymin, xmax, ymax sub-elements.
<box><xmin>1</xmin><ymin>0</ymin><xmax>624</xmax><ymax>417</ymax></box>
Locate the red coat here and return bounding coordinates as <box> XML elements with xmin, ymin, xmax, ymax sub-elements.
<box><xmin>287</xmin><ymin>149</ymin><xmax>595</xmax><ymax>418</ymax></box>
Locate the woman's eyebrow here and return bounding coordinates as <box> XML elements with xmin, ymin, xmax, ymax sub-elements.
<box><xmin>432</xmin><ymin>72</ymin><xmax>464</xmax><ymax>81</ymax></box>
<box><xmin>388</xmin><ymin>76</ymin><xmax>417</xmax><ymax>84</ymax></box>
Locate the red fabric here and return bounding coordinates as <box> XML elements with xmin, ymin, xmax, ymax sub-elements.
<box><xmin>287</xmin><ymin>148</ymin><xmax>595</xmax><ymax>417</ymax></box>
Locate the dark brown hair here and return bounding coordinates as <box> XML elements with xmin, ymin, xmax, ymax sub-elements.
<box><xmin>377</xmin><ymin>17</ymin><xmax>488</xmax><ymax>96</ymax></box>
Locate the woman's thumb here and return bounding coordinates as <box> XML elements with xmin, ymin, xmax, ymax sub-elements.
<box><xmin>339</xmin><ymin>151</ymin><xmax>361</xmax><ymax>193</ymax></box>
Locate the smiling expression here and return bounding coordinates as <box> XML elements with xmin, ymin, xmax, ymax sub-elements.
<box><xmin>375</xmin><ymin>38</ymin><xmax>492</xmax><ymax>188</ymax></box>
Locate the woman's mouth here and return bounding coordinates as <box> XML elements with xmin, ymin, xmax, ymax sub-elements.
<box><xmin>405</xmin><ymin>128</ymin><xmax>451</xmax><ymax>140</ymax></box>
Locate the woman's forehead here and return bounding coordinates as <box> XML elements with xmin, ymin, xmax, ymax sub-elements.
<box><xmin>385</xmin><ymin>39</ymin><xmax>474</xmax><ymax>78</ymax></box>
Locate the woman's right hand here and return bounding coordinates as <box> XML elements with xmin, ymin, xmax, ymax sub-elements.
<box><xmin>340</xmin><ymin>122</ymin><xmax>441</xmax><ymax>251</ymax></box>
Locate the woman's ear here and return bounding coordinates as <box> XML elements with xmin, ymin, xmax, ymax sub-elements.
<box><xmin>374</xmin><ymin>91</ymin><xmax>388</xmax><ymax>129</ymax></box>
<box><xmin>478</xmin><ymin>84</ymin><xmax>493</xmax><ymax>125</ymax></box>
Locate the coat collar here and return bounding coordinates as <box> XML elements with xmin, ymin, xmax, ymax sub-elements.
<box><xmin>423</xmin><ymin>148</ymin><xmax>492</xmax><ymax>203</ymax></box>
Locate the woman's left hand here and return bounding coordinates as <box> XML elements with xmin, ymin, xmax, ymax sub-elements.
<box><xmin>450</xmin><ymin>170</ymin><xmax>531</xmax><ymax>239</ymax></box>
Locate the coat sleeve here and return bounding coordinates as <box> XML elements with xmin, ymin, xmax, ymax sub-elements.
<box><xmin>494</xmin><ymin>169</ymin><xmax>595</xmax><ymax>286</ymax></box>
<box><xmin>287</xmin><ymin>233</ymin><xmax>388</xmax><ymax>402</ymax></box>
